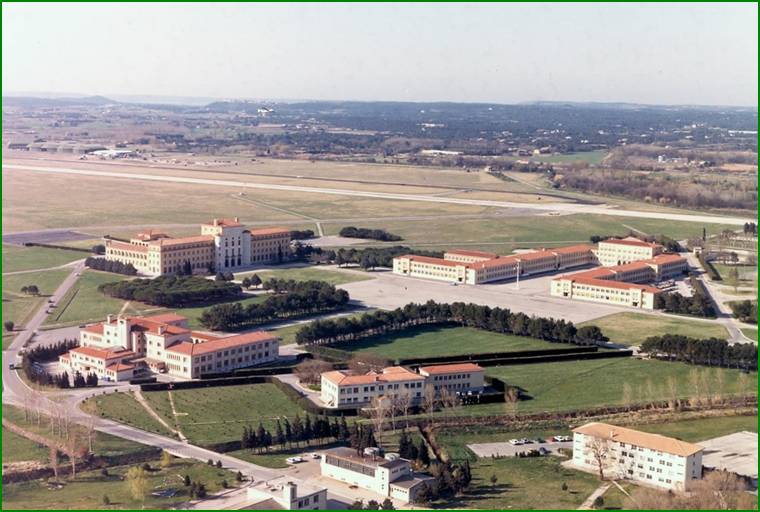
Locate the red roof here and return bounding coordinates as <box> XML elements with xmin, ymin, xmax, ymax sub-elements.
<box><xmin>82</xmin><ymin>324</ymin><xmax>104</xmax><ymax>335</ymax></box>
<box><xmin>569</xmin><ymin>276</ymin><xmax>661</xmax><ymax>293</ymax></box>
<box><xmin>106</xmin><ymin>362</ymin><xmax>135</xmax><ymax>372</ymax></box>
<box><xmin>166</xmin><ymin>330</ymin><xmax>277</xmax><ymax>356</ymax></box>
<box><xmin>649</xmin><ymin>254</ymin><xmax>686</xmax><ymax>265</ymax></box>
<box><xmin>419</xmin><ymin>363</ymin><xmax>484</xmax><ymax>375</ymax></box>
<box><xmin>550</xmin><ymin>244</ymin><xmax>595</xmax><ymax>255</ymax></box>
<box><xmin>445</xmin><ymin>249</ymin><xmax>499</xmax><ymax>259</ymax></box>
<box><xmin>206</xmin><ymin>217</ymin><xmax>243</xmax><ymax>227</ymax></box>
<box><xmin>70</xmin><ymin>346</ymin><xmax>135</xmax><ymax>360</ymax></box>
<box><xmin>108</xmin><ymin>240</ymin><xmax>149</xmax><ymax>253</ymax></box>
<box><xmin>322</xmin><ymin>366</ymin><xmax>425</xmax><ymax>386</ymax></box>
<box><xmin>396</xmin><ymin>254</ymin><xmax>467</xmax><ymax>268</ymax></box>
<box><xmin>130</xmin><ymin>318</ymin><xmax>190</xmax><ymax>336</ymax></box>
<box><xmin>248</xmin><ymin>227</ymin><xmax>291</xmax><ymax>237</ymax></box>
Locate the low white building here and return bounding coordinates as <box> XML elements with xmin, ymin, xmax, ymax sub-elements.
<box><xmin>321</xmin><ymin>447</ymin><xmax>433</xmax><ymax>503</ymax></box>
<box><xmin>246</xmin><ymin>478</ymin><xmax>327</xmax><ymax>510</ymax></box>
<box><xmin>572</xmin><ymin>422</ymin><xmax>703</xmax><ymax>491</ymax></box>
<box><xmin>418</xmin><ymin>363</ymin><xmax>485</xmax><ymax>394</ymax></box>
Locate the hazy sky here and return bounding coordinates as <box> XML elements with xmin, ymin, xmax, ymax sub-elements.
<box><xmin>3</xmin><ymin>3</ymin><xmax>758</xmax><ymax>106</ymax></box>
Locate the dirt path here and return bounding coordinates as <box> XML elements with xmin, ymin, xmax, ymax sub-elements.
<box><xmin>133</xmin><ymin>389</ymin><xmax>187</xmax><ymax>442</ymax></box>
<box><xmin>166</xmin><ymin>390</ymin><xmax>189</xmax><ymax>442</ymax></box>
<box><xmin>578</xmin><ymin>482</ymin><xmax>611</xmax><ymax>509</ymax></box>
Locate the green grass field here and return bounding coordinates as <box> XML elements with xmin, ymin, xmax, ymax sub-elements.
<box><xmin>236</xmin><ymin>266</ymin><xmax>373</xmax><ymax>286</ymax></box>
<box><xmin>2</xmin><ymin>459</ymin><xmax>238</xmax><ymax>510</ymax></box>
<box><xmin>2</xmin><ymin>427</ymin><xmax>50</xmax><ymax>464</ymax></box>
<box><xmin>2</xmin><ymin>244</ymin><xmax>85</xmax><ymax>273</ymax></box>
<box><xmin>463</xmin><ymin>358</ymin><xmax>758</xmax><ymax>416</ymax></box>
<box><xmin>335</xmin><ymin>325</ymin><xmax>565</xmax><ymax>360</ymax></box>
<box><xmin>741</xmin><ymin>328</ymin><xmax>758</xmax><ymax>341</ymax></box>
<box><xmin>580</xmin><ymin>312</ymin><xmax>730</xmax><ymax>346</ymax></box>
<box><xmin>80</xmin><ymin>392</ymin><xmax>175</xmax><ymax>438</ymax></box>
<box><xmin>634</xmin><ymin>415</ymin><xmax>757</xmax><ymax>442</ymax></box>
<box><xmin>712</xmin><ymin>263</ymin><xmax>757</xmax><ymax>285</ymax></box>
<box><xmin>2</xmin><ymin>269</ymin><xmax>71</xmax><ymax>337</ymax></box>
<box><xmin>107</xmin><ymin>384</ymin><xmax>308</xmax><ymax>446</ymax></box>
<box><xmin>42</xmin><ymin>270</ymin><xmax>157</xmax><ymax>328</ymax></box>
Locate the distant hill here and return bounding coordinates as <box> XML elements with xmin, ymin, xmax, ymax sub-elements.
<box><xmin>2</xmin><ymin>95</ymin><xmax>116</xmax><ymax>107</ymax></box>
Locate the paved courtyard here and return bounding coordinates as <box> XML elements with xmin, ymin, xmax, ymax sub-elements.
<box><xmin>337</xmin><ymin>268</ymin><xmax>635</xmax><ymax>323</ymax></box>
<box><xmin>699</xmin><ymin>431</ymin><xmax>758</xmax><ymax>485</ymax></box>
<box><xmin>467</xmin><ymin>440</ymin><xmax>573</xmax><ymax>458</ymax></box>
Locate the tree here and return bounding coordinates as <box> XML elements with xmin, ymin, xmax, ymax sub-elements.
<box><xmin>294</xmin><ymin>359</ymin><xmax>333</xmax><ymax>385</ymax></box>
<box><xmin>726</xmin><ymin>267</ymin><xmax>740</xmax><ymax>292</ymax></box>
<box><xmin>184</xmin><ymin>474</ymin><xmax>191</xmax><ymax>486</ymax></box>
<box><xmin>593</xmin><ymin>496</ymin><xmax>604</xmax><ymax>509</ymax></box>
<box><xmin>126</xmin><ymin>466</ymin><xmax>150</xmax><ymax>502</ymax></box>
<box><xmin>250</xmin><ymin>274</ymin><xmax>262</xmax><ymax>288</ymax></box>
<box><xmin>92</xmin><ymin>244</ymin><xmax>106</xmax><ymax>255</ymax></box>
<box><xmin>490</xmin><ymin>473</ymin><xmax>498</xmax><ymax>488</ymax></box>
<box><xmin>236</xmin><ymin>471</ymin><xmax>244</xmax><ymax>482</ymax></box>
<box><xmin>416</xmin><ymin>439</ymin><xmax>430</xmax><ymax>467</ymax></box>
<box><xmin>102</xmin><ymin>495</ymin><xmax>111</xmax><ymax>506</ymax></box>
<box><xmin>4</xmin><ymin>321</ymin><xmax>14</xmax><ymax>332</ymax></box>
<box><xmin>216</xmin><ymin>459</ymin><xmax>223</xmax><ymax>468</ymax></box>
<box><xmin>588</xmin><ymin>438</ymin><xmax>611</xmax><ymax>480</ymax></box>
<box><xmin>380</xmin><ymin>497</ymin><xmax>395</xmax><ymax>510</ymax></box>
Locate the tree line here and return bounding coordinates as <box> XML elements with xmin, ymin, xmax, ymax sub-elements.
<box><xmin>290</xmin><ymin>229</ymin><xmax>316</xmax><ymax>240</ymax></box>
<box><xmin>199</xmin><ymin>279</ymin><xmax>349</xmax><ymax>331</ymax></box>
<box><xmin>640</xmin><ymin>334</ymin><xmax>757</xmax><ymax>370</ymax></box>
<box><xmin>85</xmin><ymin>257</ymin><xmax>138</xmax><ymax>276</ymax></box>
<box><xmin>241</xmin><ymin>415</ymin><xmax>352</xmax><ymax>453</ymax></box>
<box><xmin>294</xmin><ymin>243</ymin><xmax>443</xmax><ymax>269</ymax></box>
<box><xmin>295</xmin><ymin>300</ymin><xmax>607</xmax><ymax>347</ymax></box>
<box><xmin>339</xmin><ymin>226</ymin><xmax>403</xmax><ymax>242</ymax></box>
<box><xmin>99</xmin><ymin>275</ymin><xmax>241</xmax><ymax>307</ymax></box>
<box><xmin>20</xmin><ymin>339</ymin><xmax>102</xmax><ymax>388</ymax></box>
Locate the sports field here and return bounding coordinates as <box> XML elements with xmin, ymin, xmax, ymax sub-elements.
<box><xmin>336</xmin><ymin>325</ymin><xmax>564</xmax><ymax>360</ymax></box>
<box><xmin>580</xmin><ymin>312</ymin><xmax>729</xmax><ymax>346</ymax></box>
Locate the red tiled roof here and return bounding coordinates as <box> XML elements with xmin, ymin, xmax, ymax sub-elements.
<box><xmin>190</xmin><ymin>331</ymin><xmax>220</xmax><ymax>342</ymax></box>
<box><xmin>108</xmin><ymin>240</ymin><xmax>149</xmax><ymax>253</ymax></box>
<box><xmin>70</xmin><ymin>346</ymin><xmax>135</xmax><ymax>360</ymax></box>
<box><xmin>569</xmin><ymin>276</ymin><xmax>661</xmax><ymax>293</ymax></box>
<box><xmin>248</xmin><ymin>227</ymin><xmax>291</xmax><ymax>237</ymax></box>
<box><xmin>131</xmin><ymin>318</ymin><xmax>190</xmax><ymax>336</ymax></box>
<box><xmin>419</xmin><ymin>363</ymin><xmax>484</xmax><ymax>375</ymax></box>
<box><xmin>82</xmin><ymin>324</ymin><xmax>104</xmax><ymax>335</ymax></box>
<box><xmin>166</xmin><ymin>330</ymin><xmax>277</xmax><ymax>356</ymax></box>
<box><xmin>106</xmin><ymin>362</ymin><xmax>135</xmax><ymax>372</ymax></box>
<box><xmin>574</xmin><ymin>422</ymin><xmax>702</xmax><ymax>457</ymax></box>
<box><xmin>649</xmin><ymin>254</ymin><xmax>686</xmax><ymax>265</ymax></box>
<box><xmin>513</xmin><ymin>250</ymin><xmax>557</xmax><ymax>262</ymax></box>
<box><xmin>206</xmin><ymin>218</ymin><xmax>243</xmax><ymax>227</ymax></box>
<box><xmin>322</xmin><ymin>367</ymin><xmax>424</xmax><ymax>386</ymax></box>
<box><xmin>396</xmin><ymin>254</ymin><xmax>468</xmax><ymax>268</ymax></box>
<box><xmin>445</xmin><ymin>249</ymin><xmax>499</xmax><ymax>259</ymax></box>
<box><xmin>550</xmin><ymin>244</ymin><xmax>596</xmax><ymax>255</ymax></box>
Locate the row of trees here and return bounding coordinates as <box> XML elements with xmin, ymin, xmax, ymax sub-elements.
<box><xmin>21</xmin><ymin>339</ymin><xmax>79</xmax><ymax>387</ymax></box>
<box><xmin>199</xmin><ymin>280</ymin><xmax>349</xmax><ymax>330</ymax></box>
<box><xmin>414</xmin><ymin>459</ymin><xmax>474</xmax><ymax>504</ymax></box>
<box><xmin>640</xmin><ymin>334</ymin><xmax>757</xmax><ymax>370</ymax></box>
<box><xmin>241</xmin><ymin>415</ymin><xmax>352</xmax><ymax>453</ymax></box>
<box><xmin>99</xmin><ymin>275</ymin><xmax>241</xmax><ymax>307</ymax></box>
<box><xmin>397</xmin><ymin>431</ymin><xmax>431</xmax><ymax>467</ymax></box>
<box><xmin>85</xmin><ymin>257</ymin><xmax>138</xmax><ymax>275</ymax></box>
<box><xmin>290</xmin><ymin>229</ymin><xmax>316</xmax><ymax>240</ymax></box>
<box><xmin>339</xmin><ymin>226</ymin><xmax>403</xmax><ymax>242</ymax></box>
<box><xmin>295</xmin><ymin>300</ymin><xmax>607</xmax><ymax>347</ymax></box>
<box><xmin>20</xmin><ymin>284</ymin><xmax>40</xmax><ymax>295</ymax></box>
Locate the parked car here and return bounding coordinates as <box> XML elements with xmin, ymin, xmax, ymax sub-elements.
<box><xmin>508</xmin><ymin>439</ymin><xmax>522</xmax><ymax>445</ymax></box>
<box><xmin>310</xmin><ymin>453</ymin><xmax>321</xmax><ymax>459</ymax></box>
<box><xmin>520</xmin><ymin>438</ymin><xmax>532</xmax><ymax>444</ymax></box>
<box><xmin>286</xmin><ymin>457</ymin><xmax>303</xmax><ymax>464</ymax></box>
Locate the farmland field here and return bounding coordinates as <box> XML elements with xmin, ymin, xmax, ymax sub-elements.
<box><xmin>580</xmin><ymin>312</ymin><xmax>729</xmax><ymax>346</ymax></box>
<box><xmin>335</xmin><ymin>325</ymin><xmax>564</xmax><ymax>360</ymax></box>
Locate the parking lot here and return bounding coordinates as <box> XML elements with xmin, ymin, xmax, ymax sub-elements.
<box><xmin>467</xmin><ymin>439</ymin><xmax>573</xmax><ymax>458</ymax></box>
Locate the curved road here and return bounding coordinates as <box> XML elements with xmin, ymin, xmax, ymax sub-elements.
<box><xmin>5</xmin><ymin>163</ymin><xmax>753</xmax><ymax>226</ymax></box>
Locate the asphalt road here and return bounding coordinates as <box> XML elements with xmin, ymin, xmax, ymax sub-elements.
<box><xmin>5</xmin><ymin>163</ymin><xmax>753</xmax><ymax>226</ymax></box>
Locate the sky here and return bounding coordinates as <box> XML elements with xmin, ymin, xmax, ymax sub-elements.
<box><xmin>3</xmin><ymin>3</ymin><xmax>758</xmax><ymax>106</ymax></box>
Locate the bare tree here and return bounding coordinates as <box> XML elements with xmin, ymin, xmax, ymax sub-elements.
<box><xmin>49</xmin><ymin>447</ymin><xmax>59</xmax><ymax>481</ymax></box>
<box><xmin>64</xmin><ymin>430</ymin><xmax>88</xmax><ymax>478</ymax></box>
<box><xmin>369</xmin><ymin>396</ymin><xmax>392</xmax><ymax>443</ymax></box>
<box><xmin>348</xmin><ymin>354</ymin><xmax>387</xmax><ymax>374</ymax></box>
<box><xmin>293</xmin><ymin>359</ymin><xmax>333</xmax><ymax>386</ymax></box>
<box><xmin>422</xmin><ymin>386</ymin><xmax>437</xmax><ymax>419</ymax></box>
<box><xmin>395</xmin><ymin>390</ymin><xmax>414</xmax><ymax>428</ymax></box>
<box><xmin>628</xmin><ymin>471</ymin><xmax>753</xmax><ymax>510</ymax></box>
<box><xmin>85</xmin><ymin>415</ymin><xmax>98</xmax><ymax>453</ymax></box>
<box><xmin>588</xmin><ymin>437</ymin><xmax>611</xmax><ymax>481</ymax></box>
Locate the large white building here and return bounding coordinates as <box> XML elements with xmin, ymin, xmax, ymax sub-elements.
<box><xmin>320</xmin><ymin>363</ymin><xmax>485</xmax><ymax>409</ymax></box>
<box><xmin>596</xmin><ymin>237</ymin><xmax>663</xmax><ymax>266</ymax></box>
<box><xmin>104</xmin><ymin>217</ymin><xmax>291</xmax><ymax>276</ymax></box>
<box><xmin>321</xmin><ymin>447</ymin><xmax>433</xmax><ymax>503</ymax></box>
<box><xmin>59</xmin><ymin>312</ymin><xmax>279</xmax><ymax>381</ymax></box>
<box><xmin>572</xmin><ymin>422</ymin><xmax>703</xmax><ymax>491</ymax></box>
<box><xmin>246</xmin><ymin>478</ymin><xmax>327</xmax><ymax>510</ymax></box>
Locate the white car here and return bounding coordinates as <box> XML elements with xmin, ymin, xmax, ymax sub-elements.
<box><xmin>310</xmin><ymin>453</ymin><xmax>321</xmax><ymax>459</ymax></box>
<box><xmin>508</xmin><ymin>439</ymin><xmax>522</xmax><ymax>445</ymax></box>
<box><xmin>286</xmin><ymin>457</ymin><xmax>303</xmax><ymax>464</ymax></box>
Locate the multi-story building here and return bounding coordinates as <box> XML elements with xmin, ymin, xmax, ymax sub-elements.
<box><xmin>246</xmin><ymin>478</ymin><xmax>327</xmax><ymax>510</ymax></box>
<box><xmin>572</xmin><ymin>422</ymin><xmax>703</xmax><ymax>491</ymax></box>
<box><xmin>418</xmin><ymin>363</ymin><xmax>485</xmax><ymax>394</ymax></box>
<box><xmin>60</xmin><ymin>312</ymin><xmax>279</xmax><ymax>381</ymax></box>
<box><xmin>392</xmin><ymin>244</ymin><xmax>596</xmax><ymax>285</ymax></box>
<box><xmin>321</xmin><ymin>447</ymin><xmax>434</xmax><ymax>503</ymax></box>
<box><xmin>320</xmin><ymin>366</ymin><xmax>426</xmax><ymax>408</ymax></box>
<box><xmin>104</xmin><ymin>217</ymin><xmax>291</xmax><ymax>276</ymax></box>
<box><xmin>320</xmin><ymin>363</ymin><xmax>485</xmax><ymax>409</ymax></box>
<box><xmin>595</xmin><ymin>237</ymin><xmax>663</xmax><ymax>266</ymax></box>
<box><xmin>550</xmin><ymin>253</ymin><xmax>688</xmax><ymax>310</ymax></box>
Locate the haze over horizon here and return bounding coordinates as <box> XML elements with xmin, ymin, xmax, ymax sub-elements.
<box><xmin>3</xmin><ymin>3</ymin><xmax>758</xmax><ymax>107</ymax></box>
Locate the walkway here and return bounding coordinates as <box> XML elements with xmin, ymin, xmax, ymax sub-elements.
<box><xmin>578</xmin><ymin>482</ymin><xmax>611</xmax><ymax>510</ymax></box>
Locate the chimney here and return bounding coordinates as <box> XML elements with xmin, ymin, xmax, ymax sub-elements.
<box><xmin>283</xmin><ymin>482</ymin><xmax>297</xmax><ymax>503</ymax></box>
<box><xmin>213</xmin><ymin>218</ymin><xmax>219</xmax><ymax>226</ymax></box>
<box><xmin>106</xmin><ymin>314</ymin><xmax>114</xmax><ymax>323</ymax></box>
<box><xmin>158</xmin><ymin>326</ymin><xmax>165</xmax><ymax>335</ymax></box>
<box><xmin>234</xmin><ymin>217</ymin><xmax>239</xmax><ymax>223</ymax></box>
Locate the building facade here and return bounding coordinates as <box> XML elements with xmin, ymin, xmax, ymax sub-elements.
<box><xmin>321</xmin><ymin>447</ymin><xmax>433</xmax><ymax>503</ymax></box>
<box><xmin>572</xmin><ymin>422</ymin><xmax>703</xmax><ymax>491</ymax></box>
<box><xmin>246</xmin><ymin>479</ymin><xmax>327</xmax><ymax>510</ymax></box>
<box><xmin>104</xmin><ymin>218</ymin><xmax>290</xmax><ymax>276</ymax></box>
<box><xmin>595</xmin><ymin>237</ymin><xmax>663</xmax><ymax>266</ymax></box>
<box><xmin>60</xmin><ymin>312</ymin><xmax>279</xmax><ymax>381</ymax></box>
<box><xmin>320</xmin><ymin>363</ymin><xmax>485</xmax><ymax>409</ymax></box>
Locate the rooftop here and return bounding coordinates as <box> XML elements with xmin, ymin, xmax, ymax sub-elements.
<box><xmin>70</xmin><ymin>346</ymin><xmax>135</xmax><ymax>361</ymax></box>
<box><xmin>396</xmin><ymin>254</ymin><xmax>467</xmax><ymax>268</ymax></box>
<box><xmin>574</xmin><ymin>422</ymin><xmax>703</xmax><ymax>457</ymax></box>
<box><xmin>322</xmin><ymin>366</ymin><xmax>425</xmax><ymax>386</ymax></box>
<box><xmin>444</xmin><ymin>249</ymin><xmax>499</xmax><ymax>259</ymax></box>
<box><xmin>325</xmin><ymin>447</ymin><xmax>410</xmax><ymax>470</ymax></box>
<box><xmin>249</xmin><ymin>227</ymin><xmax>291</xmax><ymax>237</ymax></box>
<box><xmin>600</xmin><ymin>237</ymin><xmax>662</xmax><ymax>249</ymax></box>
<box><xmin>149</xmin><ymin>235</ymin><xmax>214</xmax><ymax>247</ymax></box>
<box><xmin>419</xmin><ymin>363</ymin><xmax>484</xmax><ymax>375</ymax></box>
<box><xmin>206</xmin><ymin>217</ymin><xmax>243</xmax><ymax>228</ymax></box>
<box><xmin>166</xmin><ymin>330</ymin><xmax>277</xmax><ymax>356</ymax></box>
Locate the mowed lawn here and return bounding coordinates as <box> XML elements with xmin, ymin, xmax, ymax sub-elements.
<box><xmin>142</xmin><ymin>383</ymin><xmax>306</xmax><ymax>445</ymax></box>
<box><xmin>2</xmin><ymin>427</ymin><xmax>50</xmax><ymax>464</ymax></box>
<box><xmin>471</xmin><ymin>358</ymin><xmax>757</xmax><ymax>416</ymax></box>
<box><xmin>2</xmin><ymin>459</ymin><xmax>238</xmax><ymax>510</ymax></box>
<box><xmin>2</xmin><ymin>244</ymin><xmax>85</xmax><ymax>273</ymax></box>
<box><xmin>634</xmin><ymin>415</ymin><xmax>758</xmax><ymax>442</ymax></box>
<box><xmin>81</xmin><ymin>391</ymin><xmax>175</xmax><ymax>438</ymax></box>
<box><xmin>236</xmin><ymin>266</ymin><xmax>373</xmax><ymax>286</ymax></box>
<box><xmin>337</xmin><ymin>325</ymin><xmax>564</xmax><ymax>360</ymax></box>
<box><xmin>581</xmin><ymin>312</ymin><xmax>729</xmax><ymax>346</ymax></box>
<box><xmin>741</xmin><ymin>328</ymin><xmax>758</xmax><ymax>341</ymax></box>
<box><xmin>43</xmin><ymin>270</ymin><xmax>157</xmax><ymax>328</ymax></box>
